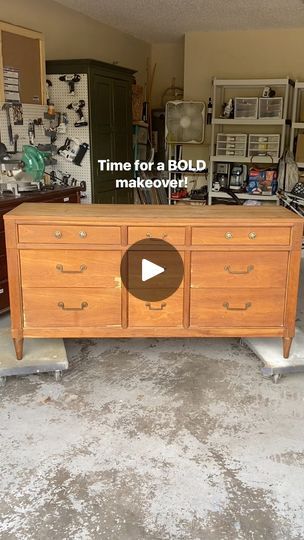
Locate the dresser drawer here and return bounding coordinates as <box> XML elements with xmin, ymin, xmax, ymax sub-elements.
<box><xmin>0</xmin><ymin>279</ymin><xmax>9</xmax><ymax>312</ymax></box>
<box><xmin>20</xmin><ymin>250</ymin><xmax>121</xmax><ymax>288</ymax></box>
<box><xmin>128</xmin><ymin>289</ymin><xmax>183</xmax><ymax>327</ymax></box>
<box><xmin>191</xmin><ymin>289</ymin><xmax>285</xmax><ymax>327</ymax></box>
<box><xmin>191</xmin><ymin>251</ymin><xmax>288</xmax><ymax>288</ymax></box>
<box><xmin>18</xmin><ymin>225</ymin><xmax>121</xmax><ymax>244</ymax></box>
<box><xmin>23</xmin><ymin>288</ymin><xmax>121</xmax><ymax>327</ymax></box>
<box><xmin>192</xmin><ymin>227</ymin><xmax>290</xmax><ymax>246</ymax></box>
<box><xmin>127</xmin><ymin>250</ymin><xmax>184</xmax><ymax>289</ymax></box>
<box><xmin>128</xmin><ymin>227</ymin><xmax>185</xmax><ymax>245</ymax></box>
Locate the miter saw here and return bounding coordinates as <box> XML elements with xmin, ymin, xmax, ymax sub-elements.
<box><xmin>0</xmin><ymin>144</ymin><xmax>52</xmax><ymax>196</ymax></box>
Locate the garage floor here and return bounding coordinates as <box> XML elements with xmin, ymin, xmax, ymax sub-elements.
<box><xmin>0</xmin><ymin>263</ymin><xmax>303</xmax><ymax>540</ymax></box>
<box><xmin>1</xmin><ymin>338</ymin><xmax>304</xmax><ymax>540</ymax></box>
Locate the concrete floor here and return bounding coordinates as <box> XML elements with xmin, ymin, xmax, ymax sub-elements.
<box><xmin>0</xmin><ymin>262</ymin><xmax>303</xmax><ymax>540</ymax></box>
<box><xmin>1</xmin><ymin>338</ymin><xmax>304</xmax><ymax>540</ymax></box>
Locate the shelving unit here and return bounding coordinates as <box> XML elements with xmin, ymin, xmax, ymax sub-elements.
<box><xmin>167</xmin><ymin>143</ymin><xmax>207</xmax><ymax>205</ymax></box>
<box><xmin>290</xmin><ymin>81</ymin><xmax>304</xmax><ymax>168</ymax></box>
<box><xmin>212</xmin><ymin>118</ymin><xmax>287</xmax><ymax>125</ymax></box>
<box><xmin>208</xmin><ymin>78</ymin><xmax>294</xmax><ymax>205</ymax></box>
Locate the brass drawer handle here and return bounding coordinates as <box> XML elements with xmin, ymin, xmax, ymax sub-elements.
<box><xmin>145</xmin><ymin>302</ymin><xmax>167</xmax><ymax>311</ymax></box>
<box><xmin>54</xmin><ymin>230</ymin><xmax>62</xmax><ymax>239</ymax></box>
<box><xmin>146</xmin><ymin>233</ymin><xmax>168</xmax><ymax>240</ymax></box>
<box><xmin>225</xmin><ymin>232</ymin><xmax>233</xmax><ymax>240</ymax></box>
<box><xmin>56</xmin><ymin>264</ymin><xmax>87</xmax><ymax>274</ymax></box>
<box><xmin>223</xmin><ymin>302</ymin><xmax>252</xmax><ymax>311</ymax></box>
<box><xmin>248</xmin><ymin>232</ymin><xmax>256</xmax><ymax>240</ymax></box>
<box><xmin>79</xmin><ymin>231</ymin><xmax>87</xmax><ymax>239</ymax></box>
<box><xmin>58</xmin><ymin>301</ymin><xmax>88</xmax><ymax>311</ymax></box>
<box><xmin>224</xmin><ymin>265</ymin><xmax>254</xmax><ymax>275</ymax></box>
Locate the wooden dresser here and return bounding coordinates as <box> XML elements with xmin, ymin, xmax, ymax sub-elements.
<box><xmin>0</xmin><ymin>187</ymin><xmax>80</xmax><ymax>314</ymax></box>
<box><xmin>4</xmin><ymin>204</ymin><xmax>303</xmax><ymax>361</ymax></box>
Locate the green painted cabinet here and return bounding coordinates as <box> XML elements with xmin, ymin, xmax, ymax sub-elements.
<box><xmin>47</xmin><ymin>59</ymin><xmax>135</xmax><ymax>204</ymax></box>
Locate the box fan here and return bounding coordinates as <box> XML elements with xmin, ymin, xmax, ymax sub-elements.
<box><xmin>165</xmin><ymin>101</ymin><xmax>205</xmax><ymax>144</ymax></box>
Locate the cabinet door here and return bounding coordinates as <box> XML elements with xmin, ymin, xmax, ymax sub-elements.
<box><xmin>116</xmin><ymin>188</ymin><xmax>134</xmax><ymax>204</ymax></box>
<box><xmin>113</xmin><ymin>80</ymin><xmax>134</xmax><ymax>204</ymax></box>
<box><xmin>90</xmin><ymin>73</ymin><xmax>114</xmax><ymax>203</ymax></box>
<box><xmin>97</xmin><ymin>189</ymin><xmax>117</xmax><ymax>204</ymax></box>
<box><xmin>112</xmin><ymin>80</ymin><xmax>132</xmax><ymax>162</ymax></box>
<box><xmin>91</xmin><ymin>72</ymin><xmax>133</xmax><ymax>204</ymax></box>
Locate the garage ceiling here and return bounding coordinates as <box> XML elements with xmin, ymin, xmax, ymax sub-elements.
<box><xmin>56</xmin><ymin>0</ymin><xmax>304</xmax><ymax>43</ymax></box>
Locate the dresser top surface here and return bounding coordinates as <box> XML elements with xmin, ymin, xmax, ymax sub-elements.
<box><xmin>4</xmin><ymin>203</ymin><xmax>303</xmax><ymax>224</ymax></box>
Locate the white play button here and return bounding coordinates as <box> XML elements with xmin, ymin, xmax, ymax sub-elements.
<box><xmin>141</xmin><ymin>258</ymin><xmax>165</xmax><ymax>282</ymax></box>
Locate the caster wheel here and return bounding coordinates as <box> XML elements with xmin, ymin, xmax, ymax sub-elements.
<box><xmin>0</xmin><ymin>376</ymin><xmax>7</xmax><ymax>387</ymax></box>
<box><xmin>54</xmin><ymin>370</ymin><xmax>62</xmax><ymax>381</ymax></box>
<box><xmin>273</xmin><ymin>373</ymin><xmax>281</xmax><ymax>384</ymax></box>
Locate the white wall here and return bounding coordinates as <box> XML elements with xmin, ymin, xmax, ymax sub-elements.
<box><xmin>151</xmin><ymin>40</ymin><xmax>184</xmax><ymax>109</ymax></box>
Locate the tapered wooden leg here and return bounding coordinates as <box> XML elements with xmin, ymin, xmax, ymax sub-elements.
<box><xmin>13</xmin><ymin>338</ymin><xmax>24</xmax><ymax>361</ymax></box>
<box><xmin>283</xmin><ymin>337</ymin><xmax>293</xmax><ymax>359</ymax></box>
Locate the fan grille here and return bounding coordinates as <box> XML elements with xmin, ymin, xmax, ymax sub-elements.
<box><xmin>165</xmin><ymin>101</ymin><xmax>205</xmax><ymax>144</ymax></box>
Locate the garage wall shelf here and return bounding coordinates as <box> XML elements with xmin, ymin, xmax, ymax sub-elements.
<box><xmin>208</xmin><ymin>78</ymin><xmax>294</xmax><ymax>205</ymax></box>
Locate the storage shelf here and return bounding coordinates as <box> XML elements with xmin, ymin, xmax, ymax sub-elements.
<box><xmin>212</xmin><ymin>118</ymin><xmax>286</xmax><ymax>125</ymax></box>
<box><xmin>209</xmin><ymin>77</ymin><xmax>293</xmax><ymax>205</ymax></box>
<box><xmin>213</xmin><ymin>78</ymin><xmax>293</xmax><ymax>87</ymax></box>
<box><xmin>211</xmin><ymin>155</ymin><xmax>279</xmax><ymax>164</ymax></box>
<box><xmin>290</xmin><ymin>82</ymin><xmax>304</xmax><ymax>158</ymax></box>
<box><xmin>210</xmin><ymin>191</ymin><xmax>278</xmax><ymax>201</ymax></box>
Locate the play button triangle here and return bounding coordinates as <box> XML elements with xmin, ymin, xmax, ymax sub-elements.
<box><xmin>142</xmin><ymin>258</ymin><xmax>165</xmax><ymax>282</ymax></box>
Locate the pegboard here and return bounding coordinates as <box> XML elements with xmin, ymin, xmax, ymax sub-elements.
<box><xmin>47</xmin><ymin>73</ymin><xmax>92</xmax><ymax>203</ymax></box>
<box><xmin>0</xmin><ymin>103</ymin><xmax>49</xmax><ymax>152</ymax></box>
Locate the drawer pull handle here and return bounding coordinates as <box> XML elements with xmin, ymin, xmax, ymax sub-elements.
<box><xmin>58</xmin><ymin>301</ymin><xmax>88</xmax><ymax>311</ymax></box>
<box><xmin>146</xmin><ymin>233</ymin><xmax>168</xmax><ymax>240</ymax></box>
<box><xmin>248</xmin><ymin>232</ymin><xmax>256</xmax><ymax>240</ymax></box>
<box><xmin>145</xmin><ymin>302</ymin><xmax>167</xmax><ymax>311</ymax></box>
<box><xmin>224</xmin><ymin>265</ymin><xmax>254</xmax><ymax>275</ymax></box>
<box><xmin>56</xmin><ymin>264</ymin><xmax>87</xmax><ymax>274</ymax></box>
<box><xmin>79</xmin><ymin>231</ymin><xmax>87</xmax><ymax>239</ymax></box>
<box><xmin>0</xmin><ymin>289</ymin><xmax>4</xmax><ymax>294</ymax></box>
<box><xmin>223</xmin><ymin>302</ymin><xmax>252</xmax><ymax>311</ymax></box>
<box><xmin>225</xmin><ymin>232</ymin><xmax>233</xmax><ymax>240</ymax></box>
<box><xmin>54</xmin><ymin>230</ymin><xmax>62</xmax><ymax>239</ymax></box>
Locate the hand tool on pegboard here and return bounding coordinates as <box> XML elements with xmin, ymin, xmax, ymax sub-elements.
<box><xmin>59</xmin><ymin>74</ymin><xmax>81</xmax><ymax>95</ymax></box>
<box><xmin>2</xmin><ymin>103</ymin><xmax>14</xmax><ymax>146</ymax></box>
<box><xmin>67</xmin><ymin>100</ymin><xmax>88</xmax><ymax>127</ymax></box>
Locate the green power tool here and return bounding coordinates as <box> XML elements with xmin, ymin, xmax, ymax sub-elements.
<box><xmin>21</xmin><ymin>145</ymin><xmax>51</xmax><ymax>182</ymax></box>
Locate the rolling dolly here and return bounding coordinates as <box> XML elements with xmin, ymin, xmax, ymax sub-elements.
<box><xmin>244</xmin><ymin>256</ymin><xmax>304</xmax><ymax>383</ymax></box>
<box><xmin>0</xmin><ymin>315</ymin><xmax>68</xmax><ymax>386</ymax></box>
